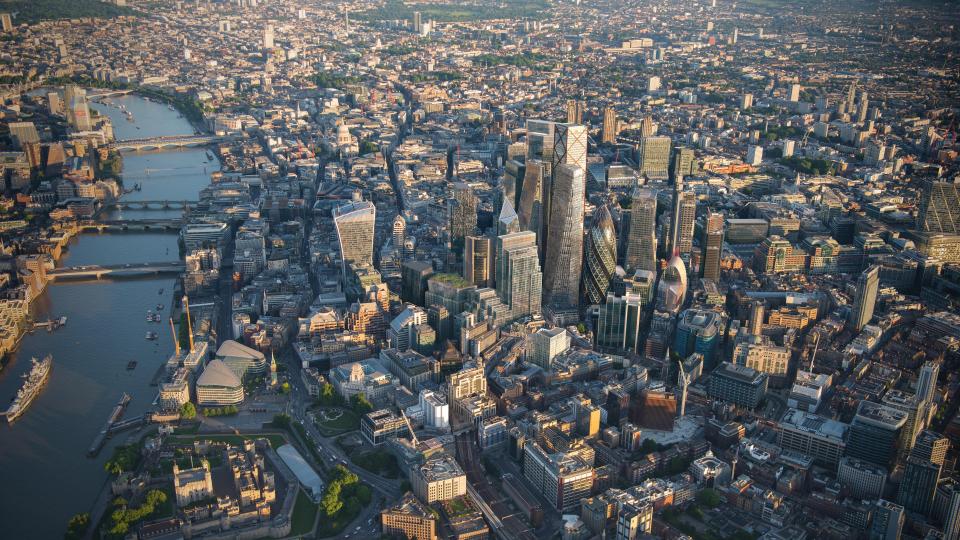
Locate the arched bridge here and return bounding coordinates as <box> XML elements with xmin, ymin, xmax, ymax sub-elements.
<box><xmin>48</xmin><ymin>261</ymin><xmax>185</xmax><ymax>280</ymax></box>
<box><xmin>103</xmin><ymin>200</ymin><xmax>197</xmax><ymax>211</ymax></box>
<box><xmin>79</xmin><ymin>218</ymin><xmax>185</xmax><ymax>232</ymax></box>
<box><xmin>110</xmin><ymin>134</ymin><xmax>227</xmax><ymax>152</ymax></box>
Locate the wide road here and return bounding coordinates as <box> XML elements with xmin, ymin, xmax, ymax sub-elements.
<box><xmin>282</xmin><ymin>351</ymin><xmax>400</xmax><ymax>538</ymax></box>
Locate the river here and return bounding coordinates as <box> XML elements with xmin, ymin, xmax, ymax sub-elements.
<box><xmin>0</xmin><ymin>93</ymin><xmax>218</xmax><ymax>538</ymax></box>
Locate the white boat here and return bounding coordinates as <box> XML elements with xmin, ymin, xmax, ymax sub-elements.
<box><xmin>4</xmin><ymin>355</ymin><xmax>52</xmax><ymax>423</ymax></box>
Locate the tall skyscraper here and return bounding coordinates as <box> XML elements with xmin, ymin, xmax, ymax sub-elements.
<box><xmin>526</xmin><ymin>119</ymin><xmax>556</xmax><ymax>163</ymax></box>
<box><xmin>540</xmin><ymin>123</ymin><xmax>587</xmax><ymax>311</ymax></box>
<box><xmin>845</xmin><ymin>400</ymin><xmax>907</xmax><ymax>468</ymax></box>
<box><xmin>551</xmin><ymin>123</ymin><xmax>588</xmax><ymax>174</ymax></box>
<box><xmin>8</xmin><ymin>122</ymin><xmax>39</xmax><ymax>149</ymax></box>
<box><xmin>639</xmin><ymin>115</ymin><xmax>655</xmax><ymax>138</ymax></box>
<box><xmin>495</xmin><ymin>231</ymin><xmax>542</xmax><ymax>320</ymax></box>
<box><xmin>517</xmin><ymin>159</ymin><xmax>545</xmax><ymax>238</ymax></box>
<box><xmin>601</xmin><ymin>106</ymin><xmax>617</xmax><ymax>144</ymax></box>
<box><xmin>637</xmin><ymin>136</ymin><xmax>671</xmax><ymax>179</ymax></box>
<box><xmin>917</xmin><ymin>179</ymin><xmax>960</xmax><ymax>234</ymax></box>
<box><xmin>542</xmin><ymin>163</ymin><xmax>585</xmax><ymax>311</ymax></box>
<box><xmin>595</xmin><ymin>291</ymin><xmax>643</xmax><ymax>354</ymax></box>
<box><xmin>701</xmin><ymin>212</ymin><xmax>724</xmax><ymax>280</ymax></box>
<box><xmin>582</xmin><ymin>205</ymin><xmax>617</xmax><ymax>305</ymax></box>
<box><xmin>669</xmin><ymin>187</ymin><xmax>697</xmax><ymax>263</ymax></box>
<box><xmin>392</xmin><ymin>214</ymin><xmax>406</xmax><ymax>249</ymax></box>
<box><xmin>917</xmin><ymin>361</ymin><xmax>940</xmax><ymax>406</ymax></box>
<box><xmin>897</xmin><ymin>454</ymin><xmax>941</xmax><ymax>516</ymax></box>
<box><xmin>333</xmin><ymin>200</ymin><xmax>376</xmax><ymax>280</ymax></box>
<box><xmin>413</xmin><ymin>11</ymin><xmax>422</xmax><ymax>33</ymax></box>
<box><xmin>944</xmin><ymin>482</ymin><xmax>960</xmax><ymax>540</ymax></box>
<box><xmin>670</xmin><ymin>146</ymin><xmax>697</xmax><ymax>182</ymax></box>
<box><xmin>464</xmin><ymin>236</ymin><xmax>494</xmax><ymax>288</ymax></box>
<box><xmin>65</xmin><ymin>85</ymin><xmax>92</xmax><ymax>131</ymax></box>
<box><xmin>788</xmin><ymin>83</ymin><xmax>801</xmax><ymax>102</ymax></box>
<box><xmin>263</xmin><ymin>24</ymin><xmax>275</xmax><ymax>49</ymax></box>
<box><xmin>448</xmin><ymin>182</ymin><xmax>478</xmax><ymax>251</ymax></box>
<box><xmin>0</xmin><ymin>13</ymin><xmax>13</xmax><ymax>32</ymax></box>
<box><xmin>849</xmin><ymin>265</ymin><xmax>880</xmax><ymax>332</ymax></box>
<box><xmin>870</xmin><ymin>500</ymin><xmax>904</xmax><ymax>540</ymax></box>
<box><xmin>624</xmin><ymin>187</ymin><xmax>658</xmax><ymax>273</ymax></box>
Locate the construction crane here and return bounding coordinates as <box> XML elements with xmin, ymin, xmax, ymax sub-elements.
<box><xmin>400</xmin><ymin>409</ymin><xmax>418</xmax><ymax>446</ymax></box>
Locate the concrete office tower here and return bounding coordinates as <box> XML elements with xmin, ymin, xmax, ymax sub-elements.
<box><xmin>746</xmin><ymin>145</ymin><xmax>763</xmax><ymax>166</ymax></box>
<box><xmin>47</xmin><ymin>92</ymin><xmax>62</xmax><ymax>116</ymax></box>
<box><xmin>582</xmin><ymin>205</ymin><xmax>617</xmax><ymax>305</ymax></box>
<box><xmin>566</xmin><ymin>99</ymin><xmax>584</xmax><ymax>125</ymax></box>
<box><xmin>846</xmin><ymin>400</ymin><xmax>908</xmax><ymax>468</ymax></box>
<box><xmin>595</xmin><ymin>291</ymin><xmax>644</xmax><ymax>354</ymax></box>
<box><xmin>495</xmin><ymin>231</ymin><xmax>542</xmax><ymax>319</ymax></box>
<box><xmin>701</xmin><ymin>212</ymin><xmax>724</xmax><ymax>281</ymax></box>
<box><xmin>781</xmin><ymin>140</ymin><xmax>797</xmax><ymax>159</ymax></box>
<box><xmin>498</xmin><ymin>198</ymin><xmax>520</xmax><ymax>236</ymax></box>
<box><xmin>669</xmin><ymin>189</ymin><xmax>697</xmax><ymax>264</ymax></box>
<box><xmin>528</xmin><ymin>327</ymin><xmax>570</xmax><ymax>369</ymax></box>
<box><xmin>637</xmin><ymin>136</ymin><xmax>672</xmax><ymax>179</ymax></box>
<box><xmin>912</xmin><ymin>430</ymin><xmax>949</xmax><ymax>466</ymax></box>
<box><xmin>542</xmin><ymin>164</ymin><xmax>585</xmax><ymax>311</ymax></box>
<box><xmin>670</xmin><ymin>146</ymin><xmax>697</xmax><ymax>182</ymax></box>
<box><xmin>788</xmin><ymin>83</ymin><xmax>801</xmax><ymax>102</ymax></box>
<box><xmin>517</xmin><ymin>159</ymin><xmax>545</xmax><ymax>236</ymax></box>
<box><xmin>601</xmin><ymin>106</ymin><xmax>617</xmax><ymax>144</ymax></box>
<box><xmin>732</xmin><ymin>27</ymin><xmax>738</xmax><ymax>44</ymax></box>
<box><xmin>917</xmin><ymin>179</ymin><xmax>960</xmax><ymax>234</ymax></box>
<box><xmin>413</xmin><ymin>11</ymin><xmax>422</xmax><ymax>33</ymax></box>
<box><xmin>898</xmin><ymin>452</ymin><xmax>942</xmax><ymax>517</ymax></box>
<box><xmin>917</xmin><ymin>361</ymin><xmax>939</xmax><ymax>406</ymax></box>
<box><xmin>8</xmin><ymin>122</ymin><xmax>39</xmax><ymax>149</ymax></box>
<box><xmin>0</xmin><ymin>13</ymin><xmax>12</xmax><ymax>32</ymax></box>
<box><xmin>739</xmin><ymin>94</ymin><xmax>753</xmax><ymax>109</ymax></box>
<box><xmin>333</xmin><ymin>200</ymin><xmax>376</xmax><ymax>279</ymax></box>
<box><xmin>870</xmin><ymin>500</ymin><xmax>904</xmax><ymax>540</ymax></box>
<box><xmin>945</xmin><ymin>484</ymin><xmax>960</xmax><ymax>540</ymax></box>
<box><xmin>464</xmin><ymin>236</ymin><xmax>494</xmax><ymax>288</ymax></box>
<box><xmin>447</xmin><ymin>182</ymin><xmax>477</xmax><ymax>251</ymax></box>
<box><xmin>65</xmin><ymin>85</ymin><xmax>92</xmax><ymax>131</ymax></box>
<box><xmin>849</xmin><ymin>265</ymin><xmax>879</xmax><ymax>332</ymax></box>
<box><xmin>882</xmin><ymin>390</ymin><xmax>924</xmax><ymax>459</ymax></box>
<box><xmin>624</xmin><ymin>187</ymin><xmax>658</xmax><ymax>273</ymax></box>
<box><xmin>639</xmin><ymin>115</ymin><xmax>656</xmax><ymax>138</ymax></box>
<box><xmin>262</xmin><ymin>24</ymin><xmax>274</xmax><ymax>49</ymax></box>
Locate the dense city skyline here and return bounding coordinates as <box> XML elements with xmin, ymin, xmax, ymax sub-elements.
<box><xmin>0</xmin><ymin>0</ymin><xmax>958</xmax><ymax>539</ymax></box>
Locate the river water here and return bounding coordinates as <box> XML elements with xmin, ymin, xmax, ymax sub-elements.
<box><xmin>0</xmin><ymin>94</ymin><xmax>218</xmax><ymax>538</ymax></box>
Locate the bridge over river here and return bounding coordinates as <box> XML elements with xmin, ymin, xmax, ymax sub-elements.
<box><xmin>110</xmin><ymin>134</ymin><xmax>230</xmax><ymax>152</ymax></box>
<box><xmin>48</xmin><ymin>261</ymin><xmax>185</xmax><ymax>281</ymax></box>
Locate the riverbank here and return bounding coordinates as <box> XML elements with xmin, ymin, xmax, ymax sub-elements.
<box><xmin>45</xmin><ymin>76</ymin><xmax>210</xmax><ymax>133</ymax></box>
<box><xmin>0</xmin><ymin>91</ymin><xmax>215</xmax><ymax>540</ymax></box>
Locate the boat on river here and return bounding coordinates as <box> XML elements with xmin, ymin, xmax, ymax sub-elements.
<box><xmin>3</xmin><ymin>355</ymin><xmax>52</xmax><ymax>423</ymax></box>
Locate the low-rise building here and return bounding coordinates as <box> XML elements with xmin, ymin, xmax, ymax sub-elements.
<box><xmin>381</xmin><ymin>492</ymin><xmax>437</xmax><ymax>540</ymax></box>
<box><xmin>411</xmin><ymin>452</ymin><xmax>467</xmax><ymax>503</ymax></box>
